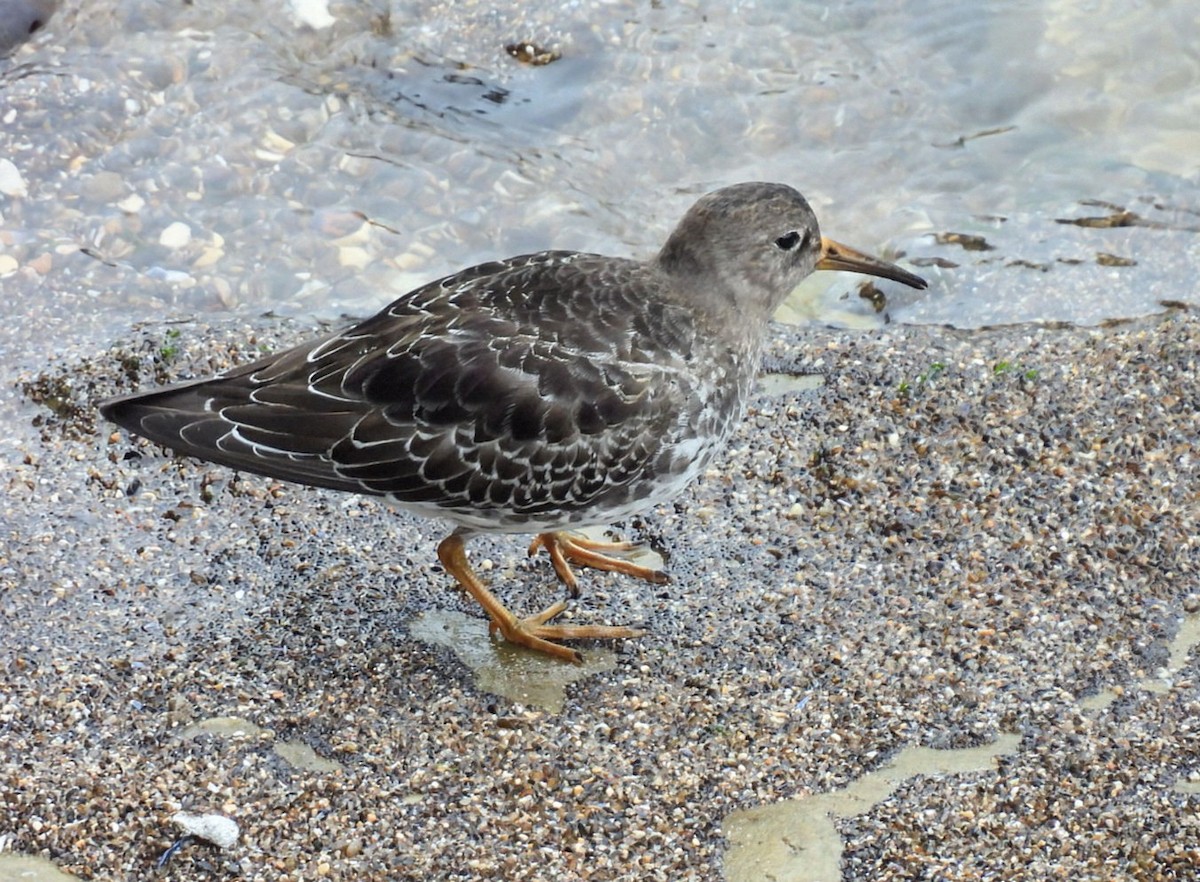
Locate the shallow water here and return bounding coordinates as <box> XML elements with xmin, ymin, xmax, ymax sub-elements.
<box><xmin>0</xmin><ymin>0</ymin><xmax>1196</xmax><ymax>368</ymax></box>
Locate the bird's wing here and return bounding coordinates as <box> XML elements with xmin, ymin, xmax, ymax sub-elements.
<box><xmin>101</xmin><ymin>252</ymin><xmax>704</xmax><ymax>516</ymax></box>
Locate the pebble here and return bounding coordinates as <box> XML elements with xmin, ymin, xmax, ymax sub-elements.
<box><xmin>171</xmin><ymin>812</ymin><xmax>240</xmax><ymax>849</ymax></box>
<box><xmin>193</xmin><ymin>246</ymin><xmax>225</xmax><ymax>268</ymax></box>
<box><xmin>81</xmin><ymin>171</ymin><xmax>125</xmax><ymax>203</ymax></box>
<box><xmin>116</xmin><ymin>193</ymin><xmax>146</xmax><ymax>214</ymax></box>
<box><xmin>158</xmin><ymin>222</ymin><xmax>193</xmax><ymax>249</ymax></box>
<box><xmin>336</xmin><ymin>245</ymin><xmax>372</xmax><ymax>269</ymax></box>
<box><xmin>289</xmin><ymin>0</ymin><xmax>336</xmax><ymax>30</ymax></box>
<box><xmin>0</xmin><ymin>157</ymin><xmax>28</xmax><ymax>197</ymax></box>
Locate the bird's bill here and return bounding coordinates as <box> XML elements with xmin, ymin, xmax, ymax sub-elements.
<box><xmin>816</xmin><ymin>236</ymin><xmax>928</xmax><ymax>290</ymax></box>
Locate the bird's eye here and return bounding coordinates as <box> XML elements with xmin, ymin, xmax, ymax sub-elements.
<box><xmin>775</xmin><ymin>231</ymin><xmax>802</xmax><ymax>251</ymax></box>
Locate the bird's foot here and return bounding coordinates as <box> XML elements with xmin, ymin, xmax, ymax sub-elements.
<box><xmin>437</xmin><ymin>533</ymin><xmax>645</xmax><ymax>663</ymax></box>
<box><xmin>487</xmin><ymin>601</ymin><xmax>645</xmax><ymax>663</ymax></box>
<box><xmin>528</xmin><ymin>531</ymin><xmax>670</xmax><ymax>595</ymax></box>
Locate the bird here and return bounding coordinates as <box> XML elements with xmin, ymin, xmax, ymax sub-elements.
<box><xmin>100</xmin><ymin>182</ymin><xmax>927</xmax><ymax>662</ymax></box>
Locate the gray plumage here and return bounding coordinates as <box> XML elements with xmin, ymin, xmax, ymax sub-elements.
<box><xmin>100</xmin><ymin>183</ymin><xmax>926</xmax><ymax>660</ymax></box>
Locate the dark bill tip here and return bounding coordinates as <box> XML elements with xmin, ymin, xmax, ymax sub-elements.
<box><xmin>816</xmin><ymin>236</ymin><xmax>928</xmax><ymax>290</ymax></box>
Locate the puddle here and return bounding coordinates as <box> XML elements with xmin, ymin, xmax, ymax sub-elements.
<box><xmin>1159</xmin><ymin>609</ymin><xmax>1200</xmax><ymax>688</ymax></box>
<box><xmin>273</xmin><ymin>740</ymin><xmax>344</xmax><ymax>773</ymax></box>
<box><xmin>174</xmin><ymin>717</ymin><xmax>341</xmax><ymax>773</ymax></box>
<box><xmin>1078</xmin><ymin>690</ymin><xmax>1118</xmax><ymax>712</ymax></box>
<box><xmin>1085</xmin><ymin>606</ymin><xmax>1200</xmax><ymax>707</ymax></box>
<box><xmin>176</xmin><ymin>716</ymin><xmax>266</xmax><ymax>740</ymax></box>
<box><xmin>410</xmin><ymin>608</ymin><xmax>618</xmax><ymax>713</ymax></box>
<box><xmin>723</xmin><ymin>733</ymin><xmax>1022</xmax><ymax>882</ymax></box>
<box><xmin>725</xmin><ymin>606</ymin><xmax>1200</xmax><ymax>877</ymax></box>
<box><xmin>0</xmin><ymin>854</ymin><xmax>78</xmax><ymax>881</ymax></box>
<box><xmin>1142</xmin><ymin>607</ymin><xmax>1198</xmax><ymax>797</ymax></box>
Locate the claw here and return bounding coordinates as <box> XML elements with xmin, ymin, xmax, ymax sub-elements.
<box><xmin>528</xmin><ymin>531</ymin><xmax>670</xmax><ymax>595</ymax></box>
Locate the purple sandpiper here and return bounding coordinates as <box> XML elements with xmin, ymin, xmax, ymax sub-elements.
<box><xmin>101</xmin><ymin>182</ymin><xmax>927</xmax><ymax>661</ymax></box>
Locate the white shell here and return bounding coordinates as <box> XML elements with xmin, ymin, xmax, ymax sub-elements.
<box><xmin>171</xmin><ymin>812</ymin><xmax>239</xmax><ymax>849</ymax></box>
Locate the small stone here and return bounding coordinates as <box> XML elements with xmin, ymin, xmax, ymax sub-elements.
<box><xmin>313</xmin><ymin>209</ymin><xmax>367</xmax><ymax>239</ymax></box>
<box><xmin>290</xmin><ymin>0</ymin><xmax>336</xmax><ymax>29</ymax></box>
<box><xmin>171</xmin><ymin>811</ymin><xmax>239</xmax><ymax>849</ymax></box>
<box><xmin>193</xmin><ymin>246</ymin><xmax>225</xmax><ymax>268</ymax></box>
<box><xmin>338</xmin><ymin>246</ymin><xmax>372</xmax><ymax>269</ymax></box>
<box><xmin>0</xmin><ymin>159</ymin><xmax>28</xmax><ymax>197</ymax></box>
<box><xmin>262</xmin><ymin>129</ymin><xmax>296</xmax><ymax>154</ymax></box>
<box><xmin>159</xmin><ymin>222</ymin><xmax>193</xmax><ymax>249</ymax></box>
<box><xmin>81</xmin><ymin>170</ymin><xmax>125</xmax><ymax>202</ymax></box>
<box><xmin>117</xmin><ymin>193</ymin><xmax>146</xmax><ymax>213</ymax></box>
<box><xmin>392</xmin><ymin>248</ymin><xmax>430</xmax><ymax>272</ymax></box>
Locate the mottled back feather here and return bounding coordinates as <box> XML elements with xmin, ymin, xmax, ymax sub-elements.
<box><xmin>102</xmin><ymin>183</ymin><xmax>928</xmax><ymax>532</ymax></box>
<box><xmin>101</xmin><ymin>251</ymin><xmax>737</xmax><ymax>530</ymax></box>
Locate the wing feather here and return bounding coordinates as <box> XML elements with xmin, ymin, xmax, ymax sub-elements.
<box><xmin>101</xmin><ymin>251</ymin><xmax>713</xmax><ymax>522</ymax></box>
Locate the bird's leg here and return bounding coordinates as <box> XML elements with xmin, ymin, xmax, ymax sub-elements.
<box><xmin>436</xmin><ymin>533</ymin><xmax>645</xmax><ymax>663</ymax></box>
<box><xmin>528</xmin><ymin>531</ymin><xmax>671</xmax><ymax>596</ymax></box>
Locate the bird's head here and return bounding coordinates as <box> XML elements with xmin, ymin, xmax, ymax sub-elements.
<box><xmin>657</xmin><ymin>182</ymin><xmax>926</xmax><ymax>325</ymax></box>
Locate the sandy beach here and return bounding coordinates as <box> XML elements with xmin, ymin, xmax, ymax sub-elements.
<box><xmin>3</xmin><ymin>309</ymin><xmax>1197</xmax><ymax>879</ymax></box>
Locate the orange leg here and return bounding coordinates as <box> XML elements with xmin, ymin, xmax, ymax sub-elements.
<box><xmin>527</xmin><ymin>531</ymin><xmax>671</xmax><ymax>595</ymax></box>
<box><xmin>436</xmin><ymin>533</ymin><xmax>645</xmax><ymax>663</ymax></box>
